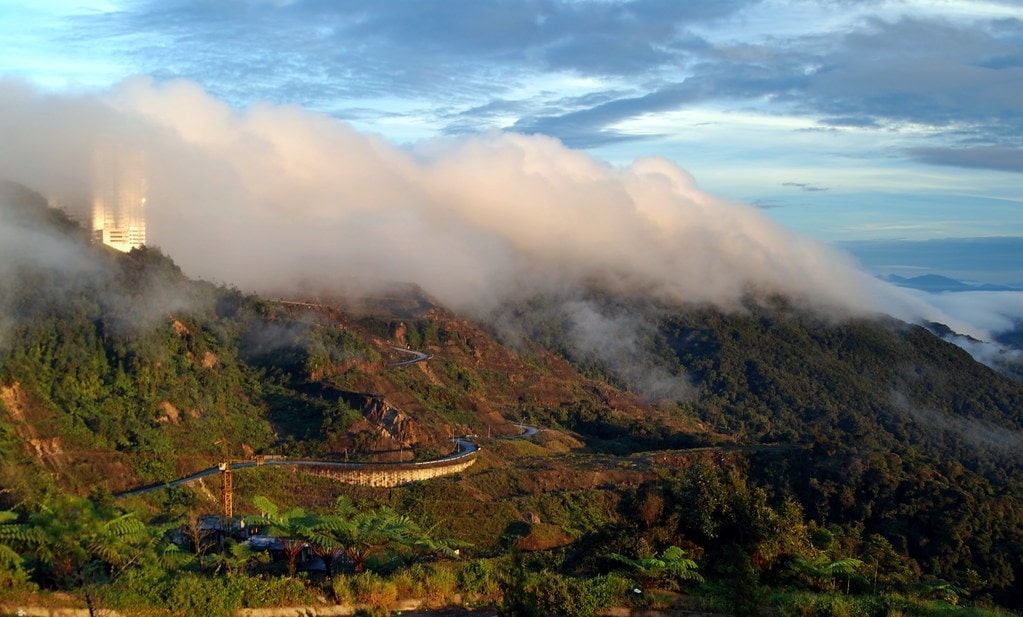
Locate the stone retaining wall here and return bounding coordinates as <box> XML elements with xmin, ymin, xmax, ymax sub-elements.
<box><xmin>294</xmin><ymin>450</ymin><xmax>479</xmax><ymax>487</ymax></box>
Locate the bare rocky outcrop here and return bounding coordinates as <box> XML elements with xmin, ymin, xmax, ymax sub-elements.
<box><xmin>1</xmin><ymin>382</ymin><xmax>66</xmax><ymax>471</ymax></box>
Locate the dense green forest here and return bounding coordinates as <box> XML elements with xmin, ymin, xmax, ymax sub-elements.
<box><xmin>2</xmin><ymin>182</ymin><xmax>1023</xmax><ymax>616</ymax></box>
<box><xmin>490</xmin><ymin>292</ymin><xmax>1023</xmax><ymax>606</ymax></box>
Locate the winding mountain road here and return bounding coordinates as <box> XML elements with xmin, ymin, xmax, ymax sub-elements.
<box><xmin>116</xmin><ymin>436</ymin><xmax>481</xmax><ymax>499</ymax></box>
<box><xmin>512</xmin><ymin>424</ymin><xmax>539</xmax><ymax>438</ymax></box>
<box><xmin>388</xmin><ymin>346</ymin><xmax>432</xmax><ymax>367</ymax></box>
<box><xmin>114</xmin><ymin>345</ymin><xmax>534</xmax><ymax>499</ymax></box>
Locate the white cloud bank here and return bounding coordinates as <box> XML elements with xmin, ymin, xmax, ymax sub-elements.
<box><xmin>0</xmin><ymin>77</ymin><xmax>986</xmax><ymax>338</ymax></box>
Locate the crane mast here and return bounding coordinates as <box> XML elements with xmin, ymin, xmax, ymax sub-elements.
<box><xmin>218</xmin><ymin>460</ymin><xmax>234</xmax><ymax>518</ymax></box>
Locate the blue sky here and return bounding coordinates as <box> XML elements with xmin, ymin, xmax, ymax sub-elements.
<box><xmin>2</xmin><ymin>0</ymin><xmax>1022</xmax><ymax>285</ymax></box>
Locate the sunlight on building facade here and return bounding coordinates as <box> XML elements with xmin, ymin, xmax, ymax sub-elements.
<box><xmin>90</xmin><ymin>143</ymin><xmax>147</xmax><ymax>252</ymax></box>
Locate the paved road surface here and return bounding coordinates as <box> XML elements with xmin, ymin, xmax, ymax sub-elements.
<box><xmin>389</xmin><ymin>346</ymin><xmax>432</xmax><ymax>366</ymax></box>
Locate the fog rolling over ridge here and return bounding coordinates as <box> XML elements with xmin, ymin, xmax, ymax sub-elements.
<box><xmin>0</xmin><ymin>78</ymin><xmax>976</xmax><ymax>340</ymax></box>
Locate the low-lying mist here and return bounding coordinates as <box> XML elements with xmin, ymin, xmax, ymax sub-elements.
<box><xmin>0</xmin><ymin>79</ymin><xmax>921</xmax><ymax>311</ymax></box>
<box><xmin>0</xmin><ymin>77</ymin><xmax>1012</xmax><ymax>398</ymax></box>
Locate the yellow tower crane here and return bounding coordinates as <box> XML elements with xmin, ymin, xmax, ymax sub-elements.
<box><xmin>214</xmin><ymin>438</ymin><xmax>234</xmax><ymax>518</ymax></box>
<box><xmin>218</xmin><ymin>460</ymin><xmax>234</xmax><ymax>518</ymax></box>
<box><xmin>213</xmin><ymin>439</ymin><xmax>266</xmax><ymax>520</ymax></box>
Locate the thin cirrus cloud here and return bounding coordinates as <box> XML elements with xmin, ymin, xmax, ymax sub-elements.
<box><xmin>14</xmin><ymin>2</ymin><xmax>1023</xmax><ymax>162</ymax></box>
<box><xmin>908</xmin><ymin>146</ymin><xmax>1023</xmax><ymax>173</ymax></box>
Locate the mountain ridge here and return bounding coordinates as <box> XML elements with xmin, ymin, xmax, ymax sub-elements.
<box><xmin>3</xmin><ymin>182</ymin><xmax>1023</xmax><ymax>607</ymax></box>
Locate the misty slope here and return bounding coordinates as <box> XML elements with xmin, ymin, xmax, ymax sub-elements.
<box><xmin>0</xmin><ymin>182</ymin><xmax>672</xmax><ymax>497</ymax></box>
<box><xmin>484</xmin><ymin>292</ymin><xmax>1023</xmax><ymax>604</ymax></box>
<box><xmin>5</xmin><ymin>178</ymin><xmax>1022</xmax><ymax>480</ymax></box>
<box><xmin>668</xmin><ymin>305</ymin><xmax>1023</xmax><ymax>450</ymax></box>
<box><xmin>6</xmin><ymin>183</ymin><xmax>1023</xmax><ymax>605</ymax></box>
<box><xmin>491</xmin><ymin>290</ymin><xmax>1023</xmax><ymax>456</ymax></box>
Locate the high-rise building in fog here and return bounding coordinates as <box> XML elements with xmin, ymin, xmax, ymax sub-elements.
<box><xmin>90</xmin><ymin>143</ymin><xmax>147</xmax><ymax>252</ymax></box>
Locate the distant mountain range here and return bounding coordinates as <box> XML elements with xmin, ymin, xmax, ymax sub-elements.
<box><xmin>881</xmin><ymin>273</ymin><xmax>1023</xmax><ymax>292</ymax></box>
<box><xmin>839</xmin><ymin>237</ymin><xmax>1023</xmax><ymax>289</ymax></box>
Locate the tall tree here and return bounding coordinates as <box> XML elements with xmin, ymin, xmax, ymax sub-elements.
<box><xmin>388</xmin><ymin>514</ymin><xmax>467</xmax><ymax>567</ymax></box>
<box><xmin>0</xmin><ymin>510</ymin><xmax>35</xmax><ymax>587</ymax></box>
<box><xmin>609</xmin><ymin>545</ymin><xmax>703</xmax><ymax>591</ymax></box>
<box><xmin>331</xmin><ymin>507</ymin><xmax>416</xmax><ymax>573</ymax></box>
<box><xmin>25</xmin><ymin>495</ymin><xmax>150</xmax><ymax>617</ymax></box>
<box><xmin>250</xmin><ymin>495</ymin><xmax>326</xmax><ymax>577</ymax></box>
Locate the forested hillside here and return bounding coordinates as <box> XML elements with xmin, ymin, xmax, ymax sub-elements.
<box><xmin>3</xmin><ymin>182</ymin><xmax>1023</xmax><ymax>613</ymax></box>
<box><xmin>0</xmin><ymin>181</ymin><xmax>665</xmax><ymax>496</ymax></box>
<box><xmin>488</xmin><ymin>292</ymin><xmax>1023</xmax><ymax>606</ymax></box>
